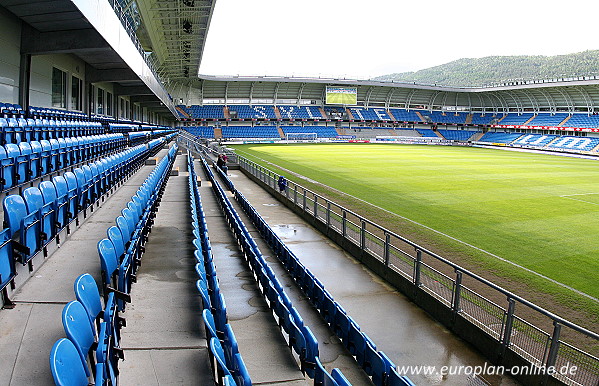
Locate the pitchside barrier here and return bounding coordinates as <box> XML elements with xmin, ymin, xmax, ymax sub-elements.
<box><xmin>177</xmin><ymin>132</ymin><xmax>598</xmax><ymax>386</ymax></box>
<box><xmin>235</xmin><ymin>156</ymin><xmax>598</xmax><ymax>386</ymax></box>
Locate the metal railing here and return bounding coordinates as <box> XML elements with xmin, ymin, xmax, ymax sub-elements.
<box><xmin>237</xmin><ymin>155</ymin><xmax>599</xmax><ymax>386</ymax></box>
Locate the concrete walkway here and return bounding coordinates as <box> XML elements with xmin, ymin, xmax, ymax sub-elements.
<box><xmin>227</xmin><ymin>169</ymin><xmax>519</xmax><ymax>386</ymax></box>
<box><xmin>0</xmin><ymin>148</ymin><xmax>170</xmax><ymax>386</ymax></box>
<box><xmin>118</xmin><ymin>154</ymin><xmax>212</xmax><ymax>385</ymax></box>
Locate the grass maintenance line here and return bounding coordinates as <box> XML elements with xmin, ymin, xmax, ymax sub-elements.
<box><xmin>239</xmin><ymin>150</ymin><xmax>598</xmax><ymax>303</ymax></box>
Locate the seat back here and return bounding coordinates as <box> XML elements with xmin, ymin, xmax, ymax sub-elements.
<box><xmin>3</xmin><ymin>194</ymin><xmax>27</xmax><ymax>236</ymax></box>
<box><xmin>74</xmin><ymin>273</ymin><xmax>103</xmax><ymax>330</ymax></box>
<box><xmin>61</xmin><ymin>301</ymin><xmax>95</xmax><ymax>377</ymax></box>
<box><xmin>0</xmin><ymin>228</ymin><xmax>16</xmax><ymax>290</ymax></box>
<box><xmin>107</xmin><ymin>225</ymin><xmax>125</xmax><ymax>258</ymax></box>
<box><xmin>98</xmin><ymin>238</ymin><xmax>118</xmax><ymax>286</ymax></box>
<box><xmin>49</xmin><ymin>338</ymin><xmax>90</xmax><ymax>386</ymax></box>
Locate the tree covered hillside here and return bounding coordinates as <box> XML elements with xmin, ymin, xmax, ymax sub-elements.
<box><xmin>373</xmin><ymin>50</ymin><xmax>599</xmax><ymax>87</ymax></box>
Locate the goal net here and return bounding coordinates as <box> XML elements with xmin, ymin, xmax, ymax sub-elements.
<box><xmin>285</xmin><ymin>132</ymin><xmax>318</xmax><ymax>142</ymax></box>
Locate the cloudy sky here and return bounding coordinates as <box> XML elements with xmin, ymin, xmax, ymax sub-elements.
<box><xmin>199</xmin><ymin>0</ymin><xmax>598</xmax><ymax>79</ymax></box>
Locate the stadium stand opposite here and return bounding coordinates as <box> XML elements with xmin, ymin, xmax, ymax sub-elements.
<box><xmin>277</xmin><ymin>105</ymin><xmax>324</xmax><ymax>119</ymax></box>
<box><xmin>437</xmin><ymin>129</ymin><xmax>479</xmax><ymax>140</ymax></box>
<box><xmin>478</xmin><ymin>132</ymin><xmax>524</xmax><ymax>143</ymax></box>
<box><xmin>221</xmin><ymin>125</ymin><xmax>280</xmax><ymax>138</ymax></box>
<box><xmin>281</xmin><ymin>126</ymin><xmax>338</xmax><ymax>138</ymax></box>
<box><xmin>228</xmin><ymin>105</ymin><xmax>277</xmax><ymax>120</ymax></box>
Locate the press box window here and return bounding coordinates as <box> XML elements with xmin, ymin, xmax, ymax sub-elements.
<box><xmin>52</xmin><ymin>67</ymin><xmax>67</xmax><ymax>109</ymax></box>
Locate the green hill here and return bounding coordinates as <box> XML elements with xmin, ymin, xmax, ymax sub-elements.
<box><xmin>373</xmin><ymin>50</ymin><xmax>599</xmax><ymax>87</ymax></box>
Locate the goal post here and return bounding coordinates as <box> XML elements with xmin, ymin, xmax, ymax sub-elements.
<box><xmin>285</xmin><ymin>132</ymin><xmax>318</xmax><ymax>142</ymax></box>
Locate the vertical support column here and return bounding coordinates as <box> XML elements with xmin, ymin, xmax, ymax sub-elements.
<box><xmin>18</xmin><ymin>53</ymin><xmax>31</xmax><ymax>111</ymax></box>
<box><xmin>453</xmin><ymin>270</ymin><xmax>463</xmax><ymax>315</ymax></box>
<box><xmin>360</xmin><ymin>220</ymin><xmax>366</xmax><ymax>250</ymax></box>
<box><xmin>342</xmin><ymin>211</ymin><xmax>347</xmax><ymax>237</ymax></box>
<box><xmin>326</xmin><ymin>201</ymin><xmax>331</xmax><ymax>228</ymax></box>
<box><xmin>384</xmin><ymin>232</ymin><xmax>390</xmax><ymax>266</ymax></box>
<box><xmin>501</xmin><ymin>298</ymin><xmax>516</xmax><ymax>351</ymax></box>
<box><xmin>414</xmin><ymin>249</ymin><xmax>422</xmax><ymax>286</ymax></box>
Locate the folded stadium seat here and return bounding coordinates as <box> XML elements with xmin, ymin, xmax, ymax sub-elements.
<box><xmin>0</xmin><ymin>228</ymin><xmax>16</xmax><ymax>306</ymax></box>
<box><xmin>51</xmin><ymin>175</ymin><xmax>75</xmax><ymax>229</ymax></box>
<box><xmin>197</xmin><ymin>280</ymin><xmax>213</xmax><ymax>313</ymax></box>
<box><xmin>22</xmin><ymin>186</ymin><xmax>54</xmax><ymax>252</ymax></box>
<box><xmin>49</xmin><ymin>338</ymin><xmax>91</xmax><ymax>386</ymax></box>
<box><xmin>17</xmin><ymin>142</ymin><xmax>33</xmax><ymax>182</ymax></box>
<box><xmin>48</xmin><ymin>119</ymin><xmax>58</xmax><ymax>140</ymax></box>
<box><xmin>61</xmin><ymin>300</ymin><xmax>97</xmax><ymax>377</ymax></box>
<box><xmin>57</xmin><ymin>138</ymin><xmax>69</xmax><ymax>169</ymax></box>
<box><xmin>98</xmin><ymin>238</ymin><xmax>132</xmax><ymax>312</ymax></box>
<box><xmin>363</xmin><ymin>340</ymin><xmax>385</xmax><ymax>385</ymax></box>
<box><xmin>48</xmin><ymin>138</ymin><xmax>60</xmax><ymax>170</ymax></box>
<box><xmin>38</xmin><ymin>180</ymin><xmax>65</xmax><ymax>236</ymax></box>
<box><xmin>74</xmin><ymin>168</ymin><xmax>92</xmax><ymax>213</ymax></box>
<box><xmin>209</xmin><ymin>337</ymin><xmax>233</xmax><ymax>384</ymax></box>
<box><xmin>0</xmin><ymin>145</ymin><xmax>15</xmax><ymax>191</ymax></box>
<box><xmin>314</xmin><ymin>356</ymin><xmax>337</xmax><ymax>386</ymax></box>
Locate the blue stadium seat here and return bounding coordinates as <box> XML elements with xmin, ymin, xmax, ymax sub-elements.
<box><xmin>61</xmin><ymin>300</ymin><xmax>96</xmax><ymax>377</ymax></box>
<box><xmin>314</xmin><ymin>356</ymin><xmax>338</xmax><ymax>386</ymax></box>
<box><xmin>49</xmin><ymin>338</ymin><xmax>90</xmax><ymax>386</ymax></box>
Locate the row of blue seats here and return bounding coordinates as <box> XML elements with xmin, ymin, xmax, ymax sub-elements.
<box><xmin>228</xmin><ymin>105</ymin><xmax>278</xmax><ymax>120</ymax></box>
<box><xmin>0</xmin><ymin>134</ymin><xmax>127</xmax><ymax>193</ymax></box>
<box><xmin>281</xmin><ymin>126</ymin><xmax>338</xmax><ymax>138</ymax></box>
<box><xmin>232</xmin><ymin>188</ymin><xmax>416</xmax><ymax>386</ymax></box>
<box><xmin>182</xmin><ymin>126</ymin><xmax>215</xmax><ymax>138</ymax></box>
<box><xmin>203</xmin><ymin>157</ymin><xmax>326</xmax><ymax>380</ymax></box>
<box><xmin>187</xmin><ymin>154</ymin><xmax>251</xmax><ymax>386</ymax></box>
<box><xmin>221</xmin><ymin>126</ymin><xmax>280</xmax><ymax>139</ymax></box>
<box><xmin>28</xmin><ymin>106</ymin><xmax>87</xmax><ymax>120</ymax></box>
<box><xmin>0</xmin><ymin>117</ymin><xmax>104</xmax><ymax>144</ymax></box>
<box><xmin>277</xmin><ymin>106</ymin><xmax>324</xmax><ymax>120</ymax></box>
<box><xmin>49</xmin><ymin>145</ymin><xmax>176</xmax><ymax>385</ymax></box>
<box><xmin>50</xmin><ymin>273</ymin><xmax>124</xmax><ymax>385</ymax></box>
<box><xmin>0</xmin><ymin>139</ymin><xmax>164</xmax><ymax>307</ymax></box>
<box><xmin>0</xmin><ymin>102</ymin><xmax>24</xmax><ymax>117</ymax></box>
<box><xmin>98</xmin><ymin>144</ymin><xmax>178</xmax><ymax>312</ymax></box>
<box><xmin>478</xmin><ymin>132</ymin><xmax>523</xmax><ymax>143</ymax></box>
<box><xmin>437</xmin><ymin>129</ymin><xmax>478</xmax><ymax>141</ymax></box>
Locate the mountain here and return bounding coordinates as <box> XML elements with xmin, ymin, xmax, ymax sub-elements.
<box><xmin>373</xmin><ymin>50</ymin><xmax>599</xmax><ymax>87</ymax></box>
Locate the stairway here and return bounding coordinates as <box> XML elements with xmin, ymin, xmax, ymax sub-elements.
<box><xmin>273</xmin><ymin>106</ymin><xmax>282</xmax><ymax>119</ymax></box>
<box><xmin>223</xmin><ymin>106</ymin><xmax>230</xmax><ymax>119</ymax></box>
<box><xmin>497</xmin><ymin>114</ymin><xmax>508</xmax><ymax>122</ymax></box>
<box><xmin>214</xmin><ymin>127</ymin><xmax>222</xmax><ymax>139</ymax></box>
<box><xmin>465</xmin><ymin>114</ymin><xmax>473</xmax><ymax>124</ymax></box>
<box><xmin>277</xmin><ymin>126</ymin><xmax>285</xmax><ymax>139</ymax></box>
<box><xmin>558</xmin><ymin>115</ymin><xmax>571</xmax><ymax>127</ymax></box>
<box><xmin>319</xmin><ymin>107</ymin><xmax>327</xmax><ymax>119</ymax></box>
<box><xmin>387</xmin><ymin>109</ymin><xmax>396</xmax><ymax>121</ymax></box>
<box><xmin>346</xmin><ymin>108</ymin><xmax>355</xmax><ymax>120</ymax></box>
<box><xmin>523</xmin><ymin>115</ymin><xmax>536</xmax><ymax>125</ymax></box>
<box><xmin>415</xmin><ymin>111</ymin><xmax>427</xmax><ymax>122</ymax></box>
<box><xmin>176</xmin><ymin>106</ymin><xmax>190</xmax><ymax>119</ymax></box>
<box><xmin>470</xmin><ymin>132</ymin><xmax>485</xmax><ymax>141</ymax></box>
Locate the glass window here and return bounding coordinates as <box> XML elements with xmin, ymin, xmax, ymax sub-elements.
<box><xmin>71</xmin><ymin>76</ymin><xmax>82</xmax><ymax>111</ymax></box>
<box><xmin>97</xmin><ymin>88</ymin><xmax>104</xmax><ymax>115</ymax></box>
<box><xmin>52</xmin><ymin>67</ymin><xmax>67</xmax><ymax>108</ymax></box>
<box><xmin>106</xmin><ymin>92</ymin><xmax>113</xmax><ymax>116</ymax></box>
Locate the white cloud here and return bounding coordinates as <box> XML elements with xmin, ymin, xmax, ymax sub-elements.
<box><xmin>199</xmin><ymin>0</ymin><xmax>599</xmax><ymax>78</ymax></box>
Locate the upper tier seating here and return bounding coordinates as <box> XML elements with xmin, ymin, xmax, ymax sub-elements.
<box><xmin>183</xmin><ymin>126</ymin><xmax>215</xmax><ymax>138</ymax></box>
<box><xmin>470</xmin><ymin>113</ymin><xmax>499</xmax><ymax>125</ymax></box>
<box><xmin>181</xmin><ymin>105</ymin><xmax>225</xmax><ymax>119</ymax></box>
<box><xmin>281</xmin><ymin>126</ymin><xmax>338</xmax><ymax>138</ymax></box>
<box><xmin>546</xmin><ymin>136</ymin><xmax>599</xmax><ymax>152</ymax></box>
<box><xmin>0</xmin><ymin>118</ymin><xmax>104</xmax><ymax>144</ymax></box>
<box><xmin>228</xmin><ymin>105</ymin><xmax>277</xmax><ymax>120</ymax></box>
<box><xmin>416</xmin><ymin>128</ymin><xmax>438</xmax><ymax>137</ymax></box>
<box><xmin>277</xmin><ymin>105</ymin><xmax>324</xmax><ymax>119</ymax></box>
<box><xmin>0</xmin><ymin>134</ymin><xmax>127</xmax><ymax>193</ymax></box>
<box><xmin>498</xmin><ymin>113</ymin><xmax>535</xmax><ymax>125</ymax></box>
<box><xmin>348</xmin><ymin>107</ymin><xmax>393</xmax><ymax>121</ymax></box>
<box><xmin>564</xmin><ymin>114</ymin><xmax>599</xmax><ymax>128</ymax></box>
<box><xmin>478</xmin><ymin>132</ymin><xmax>523</xmax><ymax>144</ymax></box>
<box><xmin>437</xmin><ymin>129</ymin><xmax>479</xmax><ymax>141</ymax></box>
<box><xmin>221</xmin><ymin>126</ymin><xmax>280</xmax><ymax>139</ymax></box>
<box><xmin>389</xmin><ymin>109</ymin><xmax>423</xmax><ymax>122</ymax></box>
<box><xmin>527</xmin><ymin>113</ymin><xmax>569</xmax><ymax>127</ymax></box>
<box><xmin>426</xmin><ymin>111</ymin><xmax>468</xmax><ymax>125</ymax></box>
<box><xmin>513</xmin><ymin>134</ymin><xmax>558</xmax><ymax>147</ymax></box>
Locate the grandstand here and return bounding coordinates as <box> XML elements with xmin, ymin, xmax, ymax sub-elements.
<box><xmin>0</xmin><ymin>1</ymin><xmax>597</xmax><ymax>386</ymax></box>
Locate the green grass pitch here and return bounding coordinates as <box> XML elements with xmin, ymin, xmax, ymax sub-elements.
<box><xmin>233</xmin><ymin>143</ymin><xmax>599</xmax><ymax>300</ymax></box>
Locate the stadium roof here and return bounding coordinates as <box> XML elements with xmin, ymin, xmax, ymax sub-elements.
<box><xmin>175</xmin><ymin>75</ymin><xmax>599</xmax><ymax>114</ymax></box>
<box><xmin>135</xmin><ymin>0</ymin><xmax>216</xmax><ymax>82</ymax></box>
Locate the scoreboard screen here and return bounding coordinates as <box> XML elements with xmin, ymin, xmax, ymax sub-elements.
<box><xmin>325</xmin><ymin>86</ymin><xmax>357</xmax><ymax>105</ymax></box>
